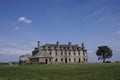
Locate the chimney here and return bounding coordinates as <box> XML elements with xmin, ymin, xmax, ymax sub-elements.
<box><xmin>38</xmin><ymin>41</ymin><xmax>40</xmax><ymax>52</ymax></box>
<box><xmin>56</xmin><ymin>41</ymin><xmax>59</xmax><ymax>48</ymax></box>
<box><xmin>81</xmin><ymin>43</ymin><xmax>85</xmax><ymax>49</ymax></box>
<box><xmin>68</xmin><ymin>42</ymin><xmax>71</xmax><ymax>46</ymax></box>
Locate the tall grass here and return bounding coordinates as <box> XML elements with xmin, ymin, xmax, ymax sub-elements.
<box><xmin>0</xmin><ymin>63</ymin><xmax>120</xmax><ymax>80</ymax></box>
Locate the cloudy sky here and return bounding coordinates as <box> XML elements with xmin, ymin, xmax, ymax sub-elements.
<box><xmin>0</xmin><ymin>0</ymin><xmax>120</xmax><ymax>62</ymax></box>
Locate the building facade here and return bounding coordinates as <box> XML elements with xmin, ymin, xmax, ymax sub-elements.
<box><xmin>19</xmin><ymin>41</ymin><xmax>88</xmax><ymax>64</ymax></box>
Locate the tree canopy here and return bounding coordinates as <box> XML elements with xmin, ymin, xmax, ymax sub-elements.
<box><xmin>96</xmin><ymin>46</ymin><xmax>112</xmax><ymax>63</ymax></box>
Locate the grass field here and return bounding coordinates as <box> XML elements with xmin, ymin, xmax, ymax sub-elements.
<box><xmin>0</xmin><ymin>63</ymin><xmax>120</xmax><ymax>80</ymax></box>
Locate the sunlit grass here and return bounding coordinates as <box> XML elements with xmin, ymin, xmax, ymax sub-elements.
<box><xmin>0</xmin><ymin>63</ymin><xmax>120</xmax><ymax>80</ymax></box>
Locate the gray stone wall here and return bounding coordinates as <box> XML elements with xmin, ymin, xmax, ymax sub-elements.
<box><xmin>22</xmin><ymin>41</ymin><xmax>88</xmax><ymax>64</ymax></box>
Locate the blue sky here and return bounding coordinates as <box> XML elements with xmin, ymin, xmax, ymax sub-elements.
<box><xmin>0</xmin><ymin>0</ymin><xmax>120</xmax><ymax>62</ymax></box>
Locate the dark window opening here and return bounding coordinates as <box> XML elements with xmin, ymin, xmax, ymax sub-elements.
<box><xmin>74</xmin><ymin>52</ymin><xmax>75</xmax><ymax>55</ymax></box>
<box><xmin>50</xmin><ymin>52</ymin><xmax>51</xmax><ymax>55</ymax></box>
<box><xmin>49</xmin><ymin>58</ymin><xmax>51</xmax><ymax>62</ymax></box>
<box><xmin>84</xmin><ymin>58</ymin><xmax>85</xmax><ymax>61</ymax></box>
<box><xmin>55</xmin><ymin>52</ymin><xmax>57</xmax><ymax>56</ymax></box>
<box><xmin>65</xmin><ymin>53</ymin><xmax>67</xmax><ymax>55</ymax></box>
<box><xmin>61</xmin><ymin>58</ymin><xmax>63</xmax><ymax>62</ymax></box>
<box><xmin>74</xmin><ymin>58</ymin><xmax>76</xmax><ymax>62</ymax></box>
<box><xmin>69</xmin><ymin>58</ymin><xmax>71</xmax><ymax>62</ymax></box>
<box><xmin>69</xmin><ymin>52</ymin><xmax>71</xmax><ymax>56</ymax></box>
<box><xmin>61</xmin><ymin>52</ymin><xmax>63</xmax><ymax>55</ymax></box>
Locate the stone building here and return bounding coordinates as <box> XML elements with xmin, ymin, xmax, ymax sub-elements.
<box><xmin>29</xmin><ymin>41</ymin><xmax>88</xmax><ymax>64</ymax></box>
<box><xmin>19</xmin><ymin>41</ymin><xmax>88</xmax><ymax>64</ymax></box>
<box><xmin>19</xmin><ymin>54</ymin><xmax>31</xmax><ymax>64</ymax></box>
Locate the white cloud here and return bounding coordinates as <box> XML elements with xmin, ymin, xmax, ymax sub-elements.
<box><xmin>18</xmin><ymin>16</ymin><xmax>32</xmax><ymax>24</ymax></box>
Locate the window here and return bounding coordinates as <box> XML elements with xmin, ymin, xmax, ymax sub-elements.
<box><xmin>74</xmin><ymin>52</ymin><xmax>75</xmax><ymax>56</ymax></box>
<box><xmin>61</xmin><ymin>58</ymin><xmax>63</xmax><ymax>62</ymax></box>
<box><xmin>55</xmin><ymin>52</ymin><xmax>57</xmax><ymax>56</ymax></box>
<box><xmin>50</xmin><ymin>52</ymin><xmax>51</xmax><ymax>55</ymax></box>
<box><xmin>74</xmin><ymin>58</ymin><xmax>76</xmax><ymax>62</ymax></box>
<box><xmin>84</xmin><ymin>58</ymin><xmax>85</xmax><ymax>61</ymax></box>
<box><xmin>83</xmin><ymin>52</ymin><xmax>85</xmax><ymax>56</ymax></box>
<box><xmin>69</xmin><ymin>58</ymin><xmax>71</xmax><ymax>62</ymax></box>
<box><xmin>65</xmin><ymin>53</ymin><xmax>67</xmax><ymax>55</ymax></box>
<box><xmin>69</xmin><ymin>52</ymin><xmax>71</xmax><ymax>56</ymax></box>
<box><xmin>49</xmin><ymin>58</ymin><xmax>51</xmax><ymax>62</ymax></box>
<box><xmin>61</xmin><ymin>52</ymin><xmax>63</xmax><ymax>55</ymax></box>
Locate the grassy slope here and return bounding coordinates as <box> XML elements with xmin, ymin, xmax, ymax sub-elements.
<box><xmin>0</xmin><ymin>63</ymin><xmax>120</xmax><ymax>80</ymax></box>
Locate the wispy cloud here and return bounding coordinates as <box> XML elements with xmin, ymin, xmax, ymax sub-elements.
<box><xmin>0</xmin><ymin>42</ymin><xmax>33</xmax><ymax>55</ymax></box>
<box><xmin>87</xmin><ymin>50</ymin><xmax>95</xmax><ymax>53</ymax></box>
<box><xmin>116</xmin><ymin>30</ymin><xmax>120</xmax><ymax>35</ymax></box>
<box><xmin>0</xmin><ymin>42</ymin><xmax>35</xmax><ymax>62</ymax></box>
<box><xmin>18</xmin><ymin>16</ymin><xmax>32</xmax><ymax>24</ymax></box>
<box><xmin>14</xmin><ymin>26</ymin><xmax>20</xmax><ymax>30</ymax></box>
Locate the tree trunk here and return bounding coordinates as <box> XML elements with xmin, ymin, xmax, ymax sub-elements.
<box><xmin>103</xmin><ymin>54</ymin><xmax>105</xmax><ymax>63</ymax></box>
<box><xmin>103</xmin><ymin>59</ymin><xmax>105</xmax><ymax>63</ymax></box>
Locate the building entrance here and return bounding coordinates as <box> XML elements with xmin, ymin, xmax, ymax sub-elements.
<box><xmin>45</xmin><ymin>59</ymin><xmax>48</xmax><ymax>64</ymax></box>
<box><xmin>65</xmin><ymin>58</ymin><xmax>67</xmax><ymax>63</ymax></box>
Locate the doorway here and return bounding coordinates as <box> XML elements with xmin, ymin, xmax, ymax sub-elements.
<box><xmin>45</xmin><ymin>59</ymin><xmax>48</xmax><ymax>64</ymax></box>
<box><xmin>79</xmin><ymin>58</ymin><xmax>81</xmax><ymax>63</ymax></box>
<box><xmin>65</xmin><ymin>58</ymin><xmax>67</xmax><ymax>63</ymax></box>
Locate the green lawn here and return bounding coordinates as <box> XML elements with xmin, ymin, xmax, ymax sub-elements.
<box><xmin>0</xmin><ymin>63</ymin><xmax>120</xmax><ymax>80</ymax></box>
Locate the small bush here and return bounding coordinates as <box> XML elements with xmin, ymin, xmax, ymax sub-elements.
<box><xmin>105</xmin><ymin>61</ymin><xmax>111</xmax><ymax>63</ymax></box>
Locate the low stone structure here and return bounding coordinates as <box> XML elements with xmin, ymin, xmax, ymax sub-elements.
<box><xmin>19</xmin><ymin>41</ymin><xmax>88</xmax><ymax>64</ymax></box>
<box><xmin>19</xmin><ymin>54</ymin><xmax>31</xmax><ymax>64</ymax></box>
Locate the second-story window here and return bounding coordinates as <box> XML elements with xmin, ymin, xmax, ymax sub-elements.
<box><xmin>69</xmin><ymin>52</ymin><xmax>71</xmax><ymax>56</ymax></box>
<box><xmin>65</xmin><ymin>53</ymin><xmax>67</xmax><ymax>55</ymax></box>
<box><xmin>50</xmin><ymin>52</ymin><xmax>51</xmax><ymax>55</ymax></box>
<box><xmin>61</xmin><ymin>52</ymin><xmax>63</xmax><ymax>55</ymax></box>
<box><xmin>55</xmin><ymin>52</ymin><xmax>57</xmax><ymax>56</ymax></box>
<box><xmin>74</xmin><ymin>52</ymin><xmax>75</xmax><ymax>56</ymax></box>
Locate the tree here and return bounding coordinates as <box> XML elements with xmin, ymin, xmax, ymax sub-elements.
<box><xmin>96</xmin><ymin>46</ymin><xmax>112</xmax><ymax>63</ymax></box>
